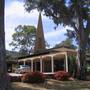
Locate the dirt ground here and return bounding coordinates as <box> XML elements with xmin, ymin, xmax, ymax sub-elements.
<box><xmin>12</xmin><ymin>79</ymin><xmax>90</xmax><ymax>90</ymax></box>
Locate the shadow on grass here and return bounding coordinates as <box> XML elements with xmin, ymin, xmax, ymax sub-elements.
<box><xmin>12</xmin><ymin>80</ymin><xmax>90</xmax><ymax>90</ymax></box>
<box><xmin>46</xmin><ymin>79</ymin><xmax>90</xmax><ymax>90</ymax></box>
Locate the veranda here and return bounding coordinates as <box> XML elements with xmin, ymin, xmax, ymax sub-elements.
<box><xmin>18</xmin><ymin>47</ymin><xmax>77</xmax><ymax>74</ymax></box>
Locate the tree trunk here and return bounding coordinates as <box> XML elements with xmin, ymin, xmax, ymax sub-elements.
<box><xmin>79</xmin><ymin>42</ymin><xmax>87</xmax><ymax>80</ymax></box>
<box><xmin>0</xmin><ymin>0</ymin><xmax>12</xmax><ymax>90</ymax></box>
<box><xmin>76</xmin><ymin>1</ymin><xmax>87</xmax><ymax>80</ymax></box>
<box><xmin>78</xmin><ymin>23</ymin><xmax>87</xmax><ymax>80</ymax></box>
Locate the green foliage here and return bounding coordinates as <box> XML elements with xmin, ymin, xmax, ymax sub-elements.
<box><xmin>9</xmin><ymin>25</ymin><xmax>36</xmax><ymax>56</ymax></box>
<box><xmin>55</xmin><ymin>30</ymin><xmax>77</xmax><ymax>49</ymax></box>
<box><xmin>24</xmin><ymin>0</ymin><xmax>90</xmax><ymax>46</ymax></box>
<box><xmin>6</xmin><ymin>50</ymin><xmax>19</xmax><ymax>65</ymax></box>
<box><xmin>55</xmin><ymin>38</ymin><xmax>76</xmax><ymax>49</ymax></box>
<box><xmin>24</xmin><ymin>0</ymin><xmax>90</xmax><ymax>25</ymax></box>
<box><xmin>68</xmin><ymin>56</ymin><xmax>77</xmax><ymax>77</ymax></box>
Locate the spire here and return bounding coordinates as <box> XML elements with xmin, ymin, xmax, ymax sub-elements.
<box><xmin>34</xmin><ymin>12</ymin><xmax>46</xmax><ymax>53</ymax></box>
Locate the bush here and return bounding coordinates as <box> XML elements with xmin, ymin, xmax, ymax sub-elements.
<box><xmin>6</xmin><ymin>73</ymin><xmax>11</xmax><ymax>81</ymax></box>
<box><xmin>10</xmin><ymin>76</ymin><xmax>21</xmax><ymax>82</ymax></box>
<box><xmin>7</xmin><ymin>73</ymin><xmax>21</xmax><ymax>82</ymax></box>
<box><xmin>21</xmin><ymin>71</ymin><xmax>45</xmax><ymax>83</ymax></box>
<box><xmin>54</xmin><ymin>71</ymin><xmax>70</xmax><ymax>81</ymax></box>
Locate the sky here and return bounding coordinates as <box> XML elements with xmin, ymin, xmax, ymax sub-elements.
<box><xmin>5</xmin><ymin>0</ymin><xmax>71</xmax><ymax>51</ymax></box>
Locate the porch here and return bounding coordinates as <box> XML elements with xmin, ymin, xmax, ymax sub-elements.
<box><xmin>18</xmin><ymin>51</ymin><xmax>76</xmax><ymax>74</ymax></box>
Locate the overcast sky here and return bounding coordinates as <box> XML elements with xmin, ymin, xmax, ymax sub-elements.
<box><xmin>5</xmin><ymin>0</ymin><xmax>71</xmax><ymax>51</ymax></box>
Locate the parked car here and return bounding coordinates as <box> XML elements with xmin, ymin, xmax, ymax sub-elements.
<box><xmin>15</xmin><ymin>65</ymin><xmax>30</xmax><ymax>74</ymax></box>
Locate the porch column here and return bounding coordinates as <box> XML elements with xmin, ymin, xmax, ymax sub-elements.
<box><xmin>51</xmin><ymin>56</ymin><xmax>54</xmax><ymax>73</ymax></box>
<box><xmin>23</xmin><ymin>60</ymin><xmax>26</xmax><ymax>65</ymax></box>
<box><xmin>31</xmin><ymin>59</ymin><xmax>33</xmax><ymax>72</ymax></box>
<box><xmin>40</xmin><ymin>56</ymin><xmax>42</xmax><ymax>72</ymax></box>
<box><xmin>65</xmin><ymin>52</ymin><xmax>68</xmax><ymax>72</ymax></box>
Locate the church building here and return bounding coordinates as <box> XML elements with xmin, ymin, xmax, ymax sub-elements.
<box><xmin>7</xmin><ymin>13</ymin><xmax>90</xmax><ymax>75</ymax></box>
<box><xmin>17</xmin><ymin>13</ymin><xmax>78</xmax><ymax>75</ymax></box>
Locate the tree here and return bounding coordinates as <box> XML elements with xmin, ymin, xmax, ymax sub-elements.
<box><xmin>66</xmin><ymin>29</ymin><xmax>90</xmax><ymax>51</ymax></box>
<box><xmin>54</xmin><ymin>38</ymin><xmax>76</xmax><ymax>49</ymax></box>
<box><xmin>24</xmin><ymin>0</ymin><xmax>90</xmax><ymax>80</ymax></box>
<box><xmin>55</xmin><ymin>32</ymin><xmax>77</xmax><ymax>49</ymax></box>
<box><xmin>86</xmin><ymin>35</ymin><xmax>90</xmax><ymax>53</ymax></box>
<box><xmin>10</xmin><ymin>25</ymin><xmax>36</xmax><ymax>56</ymax></box>
<box><xmin>0</xmin><ymin>0</ymin><xmax>12</xmax><ymax>89</ymax></box>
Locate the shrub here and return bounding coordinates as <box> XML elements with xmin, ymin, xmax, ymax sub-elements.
<box><xmin>6</xmin><ymin>73</ymin><xmax>21</xmax><ymax>82</ymax></box>
<box><xmin>54</xmin><ymin>71</ymin><xmax>70</xmax><ymax>80</ymax></box>
<box><xmin>21</xmin><ymin>71</ymin><xmax>45</xmax><ymax>83</ymax></box>
<box><xmin>6</xmin><ymin>73</ymin><xmax>11</xmax><ymax>81</ymax></box>
<box><xmin>10</xmin><ymin>76</ymin><xmax>21</xmax><ymax>82</ymax></box>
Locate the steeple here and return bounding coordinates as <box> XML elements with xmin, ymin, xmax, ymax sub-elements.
<box><xmin>34</xmin><ymin>12</ymin><xmax>46</xmax><ymax>53</ymax></box>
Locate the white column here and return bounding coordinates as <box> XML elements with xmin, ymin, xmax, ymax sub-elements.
<box><xmin>31</xmin><ymin>59</ymin><xmax>33</xmax><ymax>72</ymax></box>
<box><xmin>23</xmin><ymin>60</ymin><xmax>26</xmax><ymax>65</ymax></box>
<box><xmin>40</xmin><ymin>56</ymin><xmax>43</xmax><ymax>72</ymax></box>
<box><xmin>65</xmin><ymin>52</ymin><xmax>68</xmax><ymax>72</ymax></box>
<box><xmin>51</xmin><ymin>56</ymin><xmax>54</xmax><ymax>73</ymax></box>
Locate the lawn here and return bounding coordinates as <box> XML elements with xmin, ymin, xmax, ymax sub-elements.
<box><xmin>12</xmin><ymin>79</ymin><xmax>90</xmax><ymax>90</ymax></box>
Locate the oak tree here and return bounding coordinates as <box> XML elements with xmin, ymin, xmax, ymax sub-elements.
<box><xmin>24</xmin><ymin>0</ymin><xmax>90</xmax><ymax>80</ymax></box>
<box><xmin>10</xmin><ymin>25</ymin><xmax>36</xmax><ymax>56</ymax></box>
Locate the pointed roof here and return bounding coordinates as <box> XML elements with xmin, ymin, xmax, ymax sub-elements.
<box><xmin>34</xmin><ymin>12</ymin><xmax>46</xmax><ymax>53</ymax></box>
